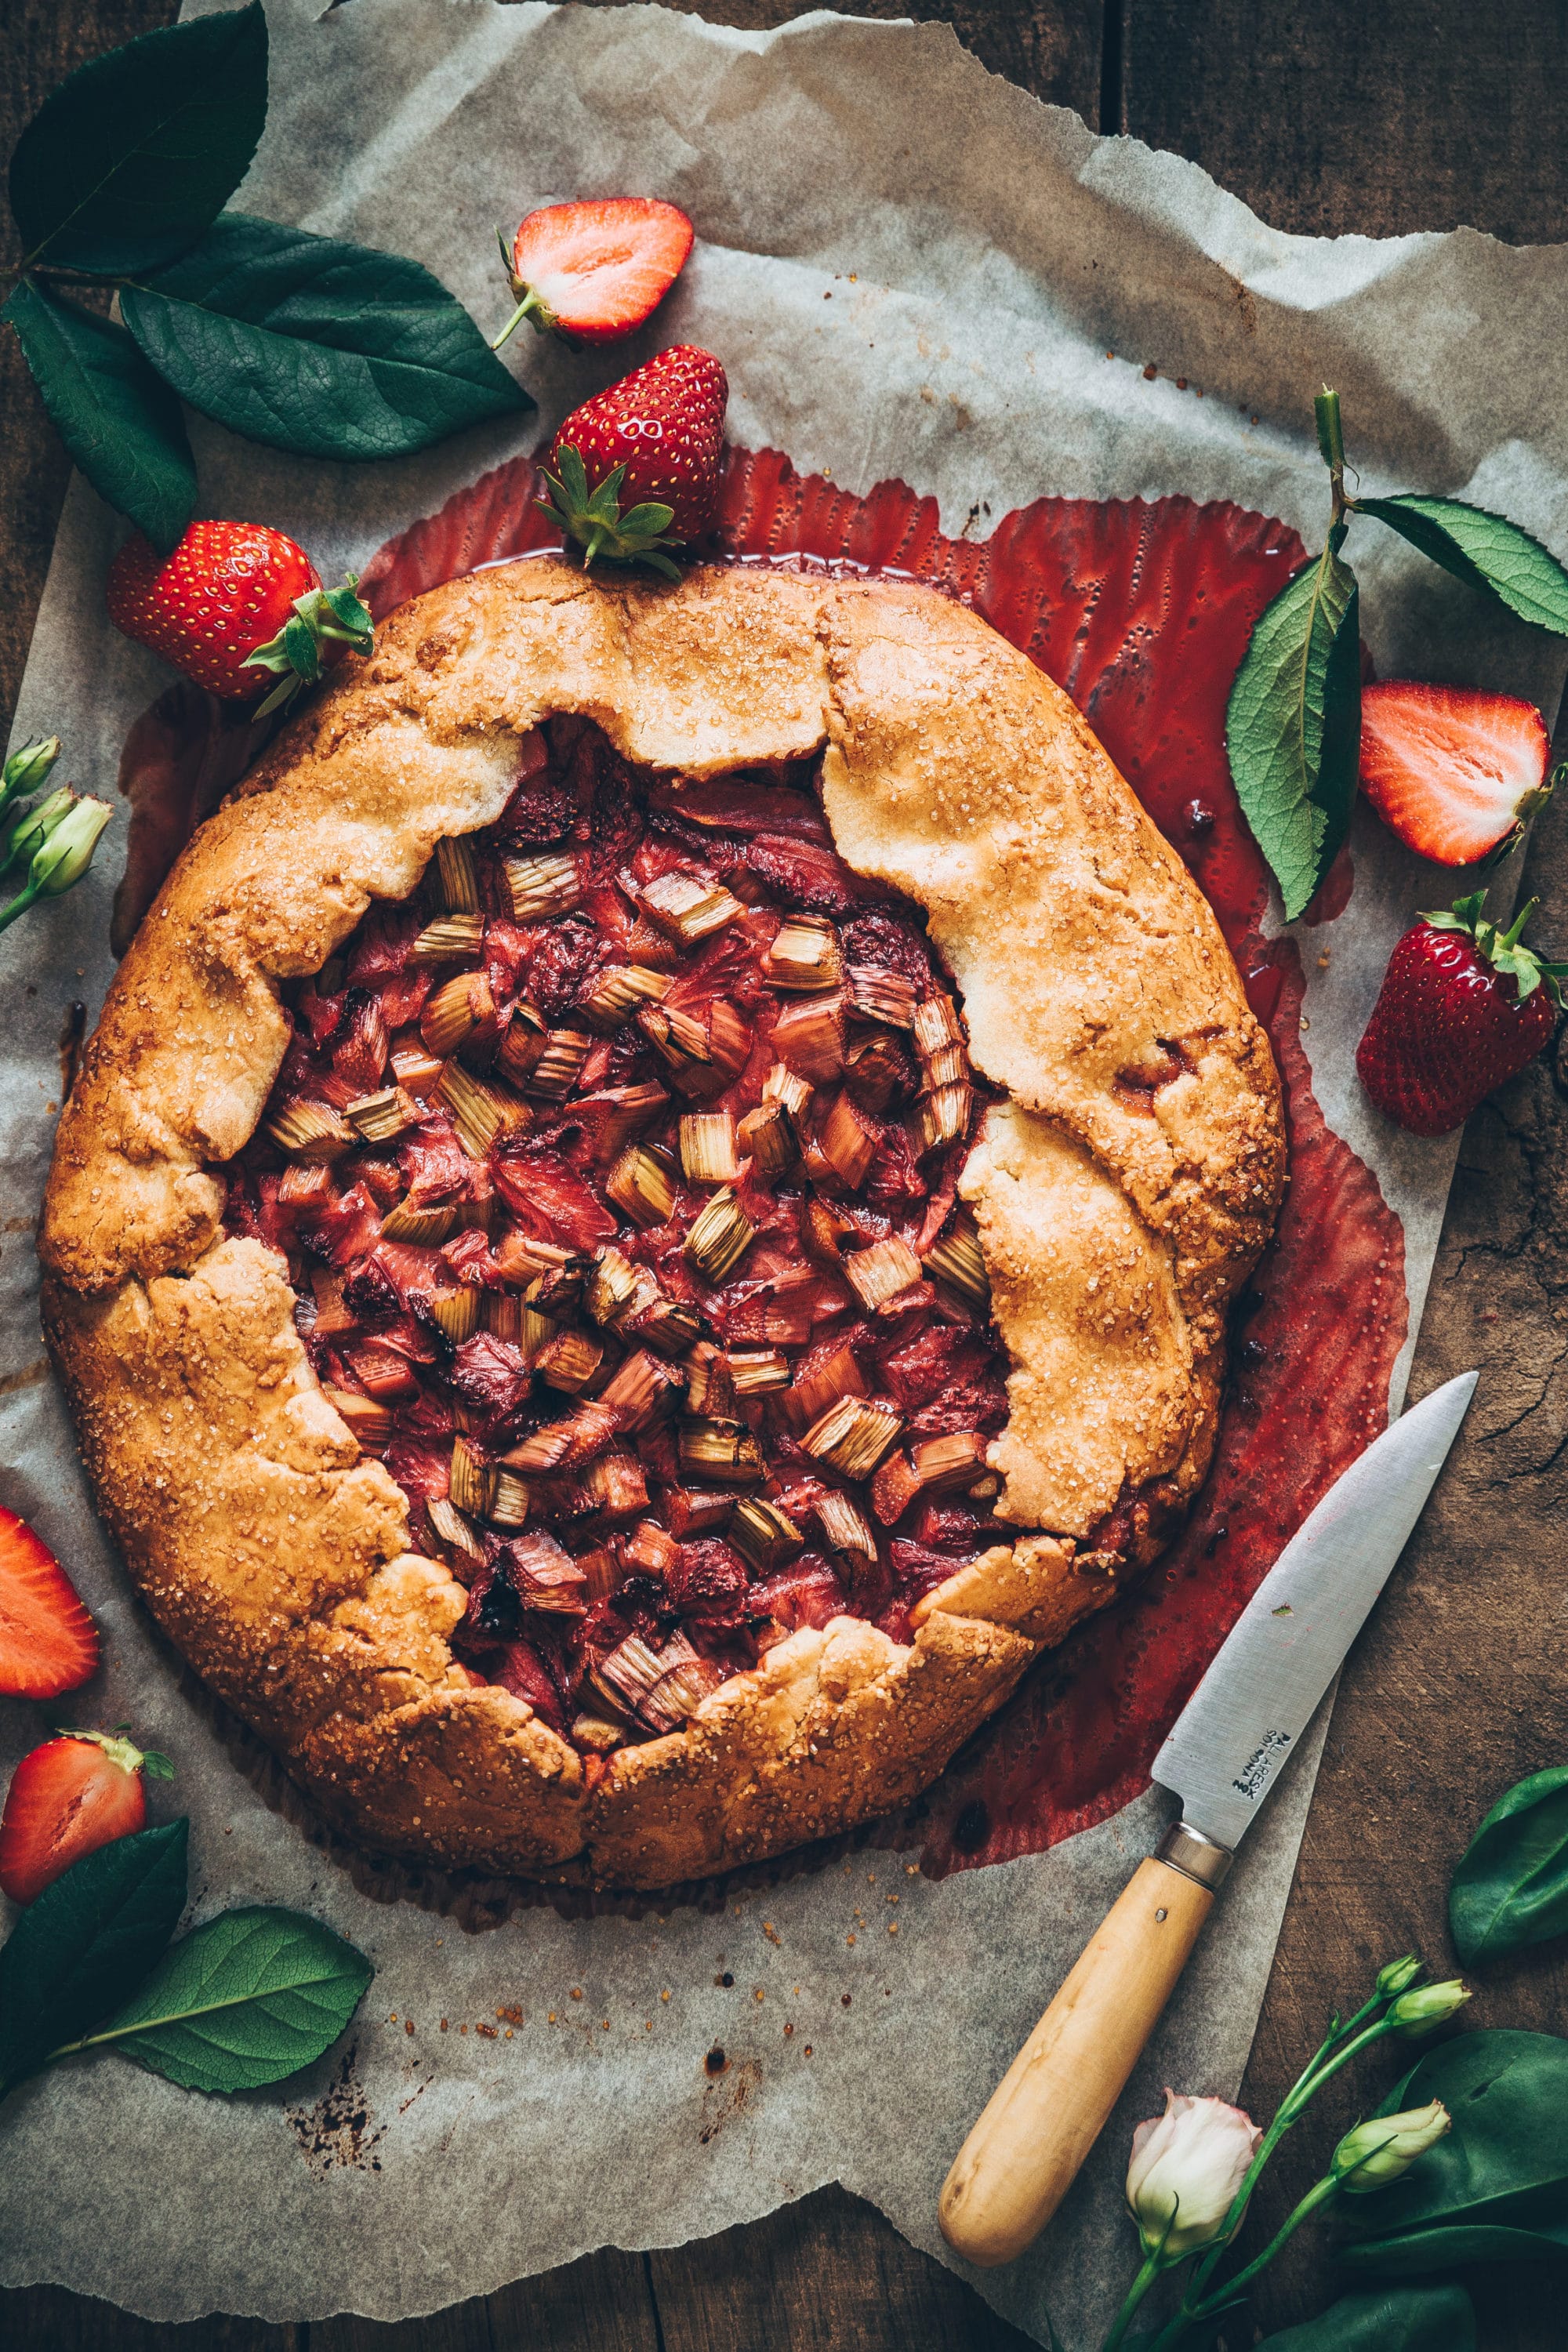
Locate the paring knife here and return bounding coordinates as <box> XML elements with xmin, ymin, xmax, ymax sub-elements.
<box><xmin>938</xmin><ymin>1368</ymin><xmax>1479</xmax><ymax>2268</ymax></box>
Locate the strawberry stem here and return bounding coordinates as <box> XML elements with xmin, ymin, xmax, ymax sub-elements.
<box><xmin>1500</xmin><ymin>896</ymin><xmax>1540</xmax><ymax>953</ymax></box>
<box><xmin>492</xmin><ymin>285</ymin><xmax>550</xmax><ymax>351</ymax></box>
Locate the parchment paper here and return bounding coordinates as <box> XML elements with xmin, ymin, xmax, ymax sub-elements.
<box><xmin>4</xmin><ymin>5</ymin><xmax>1567</xmax><ymax>2342</ymax></box>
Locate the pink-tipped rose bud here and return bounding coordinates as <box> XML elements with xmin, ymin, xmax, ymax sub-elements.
<box><xmin>1125</xmin><ymin>2090</ymin><xmax>1263</xmax><ymax>2262</ymax></box>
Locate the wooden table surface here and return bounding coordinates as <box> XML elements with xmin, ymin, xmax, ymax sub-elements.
<box><xmin>5</xmin><ymin>3</ymin><xmax>1567</xmax><ymax>2346</ymax></box>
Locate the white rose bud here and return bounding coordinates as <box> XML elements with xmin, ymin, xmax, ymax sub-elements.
<box><xmin>1125</xmin><ymin>2089</ymin><xmax>1263</xmax><ymax>2262</ymax></box>
<box><xmin>1333</xmin><ymin>2098</ymin><xmax>1451</xmax><ymax>2191</ymax></box>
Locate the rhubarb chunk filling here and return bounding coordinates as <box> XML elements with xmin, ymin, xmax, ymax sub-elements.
<box><xmin>223</xmin><ymin>719</ymin><xmax>1014</xmax><ymax>1756</ymax></box>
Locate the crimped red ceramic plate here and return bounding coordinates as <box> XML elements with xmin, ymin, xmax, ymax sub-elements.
<box><xmin>118</xmin><ymin>446</ymin><xmax>1406</xmax><ymax>1886</ymax></box>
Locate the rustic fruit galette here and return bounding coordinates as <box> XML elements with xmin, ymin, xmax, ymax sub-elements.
<box><xmin>40</xmin><ymin>561</ymin><xmax>1284</xmax><ymax>1886</ymax></box>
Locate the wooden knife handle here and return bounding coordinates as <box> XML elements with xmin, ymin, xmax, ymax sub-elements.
<box><xmin>938</xmin><ymin>1828</ymin><xmax>1230</xmax><ymax>2267</ymax></box>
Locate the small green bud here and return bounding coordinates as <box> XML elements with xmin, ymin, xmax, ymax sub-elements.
<box><xmin>1333</xmin><ymin>2099</ymin><xmax>1450</xmax><ymax>2191</ymax></box>
<box><xmin>2</xmin><ymin>735</ymin><xmax>62</xmax><ymax>801</ymax></box>
<box><xmin>1388</xmin><ymin>1977</ymin><xmax>1471</xmax><ymax>2039</ymax></box>
<box><xmin>30</xmin><ymin>794</ymin><xmax>112</xmax><ymax>896</ymax></box>
<box><xmin>1375</xmin><ymin>1955</ymin><xmax>1424</xmax><ymax>2000</ymax></box>
<box><xmin>4</xmin><ymin>785</ymin><xmax>78</xmax><ymax>870</ymax></box>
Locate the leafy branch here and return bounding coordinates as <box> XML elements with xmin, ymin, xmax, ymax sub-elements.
<box><xmin>1227</xmin><ymin>389</ymin><xmax>1568</xmax><ymax>919</ymax></box>
<box><xmin>3</xmin><ymin>4</ymin><xmax>532</xmax><ymax>554</ymax></box>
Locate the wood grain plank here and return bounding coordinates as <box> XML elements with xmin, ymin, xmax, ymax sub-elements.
<box><xmin>573</xmin><ymin>0</ymin><xmax>1105</xmax><ymax>125</ymax></box>
<box><xmin>1123</xmin><ymin>0</ymin><xmax>1568</xmax><ymax>241</ymax></box>
<box><xmin>0</xmin><ymin>0</ymin><xmax>178</xmax><ymax>738</ymax></box>
<box><xmin>0</xmin><ymin>2288</ymin><xmax>301</xmax><ymax>2351</ymax></box>
<box><xmin>648</xmin><ymin>2186</ymin><xmax>1036</xmax><ymax>2351</ymax></box>
<box><xmin>310</xmin><ymin>2246</ymin><xmax>659</xmax><ymax>2352</ymax></box>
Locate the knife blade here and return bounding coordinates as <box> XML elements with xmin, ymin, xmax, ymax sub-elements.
<box><xmin>938</xmin><ymin>1367</ymin><xmax>1478</xmax><ymax>2269</ymax></box>
<box><xmin>1153</xmin><ymin>1367</ymin><xmax>1479</xmax><ymax>1859</ymax></box>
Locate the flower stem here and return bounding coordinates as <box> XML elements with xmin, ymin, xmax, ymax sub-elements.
<box><xmin>1189</xmin><ymin>2176</ymin><xmax>1342</xmax><ymax>2316</ymax></box>
<box><xmin>0</xmin><ymin>880</ymin><xmax>42</xmax><ymax>935</ymax></box>
<box><xmin>1100</xmin><ymin>2249</ymin><xmax>1164</xmax><ymax>2352</ymax></box>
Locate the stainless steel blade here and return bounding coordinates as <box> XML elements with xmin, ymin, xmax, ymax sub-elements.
<box><xmin>1152</xmin><ymin>1370</ymin><xmax>1477</xmax><ymax>1853</ymax></box>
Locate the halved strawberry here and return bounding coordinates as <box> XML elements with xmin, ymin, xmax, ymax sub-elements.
<box><xmin>1359</xmin><ymin>681</ymin><xmax>1555</xmax><ymax>867</ymax></box>
<box><xmin>0</xmin><ymin>1507</ymin><xmax>98</xmax><ymax>1697</ymax></box>
<box><xmin>0</xmin><ymin>1729</ymin><xmax>174</xmax><ymax>1906</ymax></box>
<box><xmin>493</xmin><ymin>198</ymin><xmax>694</xmax><ymax>350</ymax></box>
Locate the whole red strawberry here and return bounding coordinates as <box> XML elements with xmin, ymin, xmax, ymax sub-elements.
<box><xmin>537</xmin><ymin>344</ymin><xmax>728</xmax><ymax>578</ymax></box>
<box><xmin>107</xmin><ymin>521</ymin><xmax>374</xmax><ymax>715</ymax></box>
<box><xmin>1356</xmin><ymin>891</ymin><xmax>1566</xmax><ymax>1136</ymax></box>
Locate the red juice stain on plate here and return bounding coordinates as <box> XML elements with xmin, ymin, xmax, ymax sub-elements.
<box><xmin>289</xmin><ymin>452</ymin><xmax>1410</xmax><ymax>1875</ymax></box>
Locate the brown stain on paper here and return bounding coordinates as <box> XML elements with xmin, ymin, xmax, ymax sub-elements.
<box><xmin>287</xmin><ymin>2045</ymin><xmax>387</xmax><ymax>2176</ymax></box>
<box><xmin>699</xmin><ymin>2053</ymin><xmax>761</xmax><ymax>2147</ymax></box>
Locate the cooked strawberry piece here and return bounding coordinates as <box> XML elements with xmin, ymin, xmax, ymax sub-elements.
<box><xmin>400</xmin><ymin>1120</ymin><xmax>470</xmax><ymax>1205</ymax></box>
<box><xmin>524</xmin><ymin>916</ymin><xmax>610</xmax><ymax>1018</ymax></box>
<box><xmin>452</xmin><ymin>1556</ymin><xmax>522</xmax><ymax>1652</ymax></box>
<box><xmin>492</xmin><ymin>1147</ymin><xmax>619</xmax><ymax>1249</ymax></box>
<box><xmin>879</xmin><ymin>1324</ymin><xmax>979</xmax><ymax>1410</ymax></box>
<box><xmin>297</xmin><ymin>983</ymin><xmax>346</xmax><ymax>1049</ymax></box>
<box><xmin>0</xmin><ymin>1730</ymin><xmax>170</xmax><ymax>1905</ymax></box>
<box><xmin>383</xmin><ymin>1434</ymin><xmax>452</xmax><ymax>1511</ymax></box>
<box><xmin>1359</xmin><ymin>681</ymin><xmax>1553</xmax><ymax>867</ymax></box>
<box><xmin>346</xmin><ymin>906</ymin><xmax>422</xmax><ymax>988</ymax></box>
<box><xmin>750</xmin><ymin>1555</ymin><xmax>846</xmax><ymax>1633</ymax></box>
<box><xmin>448</xmin><ymin>1333</ymin><xmax>532</xmax><ymax>1417</ymax></box>
<box><xmin>668</xmin><ymin>1540</ymin><xmax>751</xmax><ymax>1626</ymax></box>
<box><xmin>0</xmin><ymin>1508</ymin><xmax>98</xmax><ymax>1698</ymax></box>
<box><xmin>303</xmin><ymin>1181</ymin><xmax>383</xmax><ymax>1269</ymax></box>
<box><xmin>887</xmin><ymin>1538</ymin><xmax>967</xmax><ymax>1599</ymax></box>
<box><xmin>332</xmin><ymin>990</ymin><xmax>390</xmax><ymax>1093</ymax></box>
<box><xmin>729</xmin><ymin>834</ymin><xmax>866</xmax><ymax>913</ymax></box>
<box><xmin>647</xmin><ymin>777</ymin><xmax>831</xmax><ymax>840</ymax></box>
<box><xmin>864</xmin><ymin>1123</ymin><xmax>927</xmax><ymax>1207</ymax></box>
<box><xmin>840</xmin><ymin>909</ymin><xmax>935</xmax><ymax>988</ymax></box>
<box><xmin>501</xmin><ymin>766</ymin><xmax>578</xmax><ymax>844</ymax></box>
<box><xmin>493</xmin><ymin>1639</ymin><xmax>568</xmax><ymax>1733</ymax></box>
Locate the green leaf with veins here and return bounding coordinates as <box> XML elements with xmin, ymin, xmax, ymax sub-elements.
<box><xmin>1254</xmin><ymin>2286</ymin><xmax>1475</xmax><ymax>2351</ymax></box>
<box><xmin>2</xmin><ymin>280</ymin><xmax>194</xmax><ymax>552</ymax></box>
<box><xmin>1341</xmin><ymin>2029</ymin><xmax>1568</xmax><ymax>2273</ymax></box>
<box><xmin>120</xmin><ymin>213</ymin><xmax>532</xmax><ymax>463</ymax></box>
<box><xmin>1356</xmin><ymin>495</ymin><xmax>1568</xmax><ymax>637</ymax></box>
<box><xmin>58</xmin><ymin>1906</ymin><xmax>374</xmax><ymax>2094</ymax></box>
<box><xmin>0</xmin><ymin>1821</ymin><xmax>187</xmax><ymax>2096</ymax></box>
<box><xmin>7</xmin><ymin>4</ymin><xmax>267</xmax><ymax>276</ymax></box>
<box><xmin>1450</xmin><ymin>1766</ymin><xmax>1568</xmax><ymax>1962</ymax></box>
<box><xmin>1225</xmin><ymin>532</ymin><xmax>1362</xmax><ymax>920</ymax></box>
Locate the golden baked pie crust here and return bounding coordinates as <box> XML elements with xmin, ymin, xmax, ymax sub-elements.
<box><xmin>40</xmin><ymin>560</ymin><xmax>1284</xmax><ymax>1887</ymax></box>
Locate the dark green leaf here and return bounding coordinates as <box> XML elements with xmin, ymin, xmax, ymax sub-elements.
<box><xmin>1342</xmin><ymin>2029</ymin><xmax>1568</xmax><ymax>2273</ymax></box>
<box><xmin>8</xmin><ymin>4</ymin><xmax>267</xmax><ymax>276</ymax></box>
<box><xmin>1255</xmin><ymin>2286</ymin><xmax>1475</xmax><ymax>2351</ymax></box>
<box><xmin>78</xmin><ymin>1905</ymin><xmax>372</xmax><ymax>2092</ymax></box>
<box><xmin>1225</xmin><ymin>538</ymin><xmax>1361</xmax><ymax>920</ymax></box>
<box><xmin>1450</xmin><ymin>1766</ymin><xmax>1568</xmax><ymax>1962</ymax></box>
<box><xmin>0</xmin><ymin>1820</ymin><xmax>187</xmax><ymax>2094</ymax></box>
<box><xmin>1357</xmin><ymin>495</ymin><xmax>1568</xmax><ymax>638</ymax></box>
<box><xmin>2</xmin><ymin>279</ymin><xmax>194</xmax><ymax>553</ymax></box>
<box><xmin>122</xmin><ymin>213</ymin><xmax>532</xmax><ymax>462</ymax></box>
